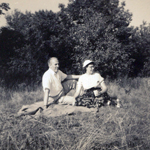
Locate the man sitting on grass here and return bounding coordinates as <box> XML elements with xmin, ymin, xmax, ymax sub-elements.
<box><xmin>42</xmin><ymin>57</ymin><xmax>80</xmax><ymax>109</ymax></box>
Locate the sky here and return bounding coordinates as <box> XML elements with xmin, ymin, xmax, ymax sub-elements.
<box><xmin>0</xmin><ymin>0</ymin><xmax>69</xmax><ymax>27</ymax></box>
<box><xmin>121</xmin><ymin>0</ymin><xmax>150</xmax><ymax>26</ymax></box>
<box><xmin>0</xmin><ymin>0</ymin><xmax>150</xmax><ymax>27</ymax></box>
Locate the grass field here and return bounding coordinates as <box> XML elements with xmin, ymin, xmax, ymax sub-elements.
<box><xmin>0</xmin><ymin>77</ymin><xmax>150</xmax><ymax>150</ymax></box>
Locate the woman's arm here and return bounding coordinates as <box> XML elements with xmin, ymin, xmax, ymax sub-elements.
<box><xmin>94</xmin><ymin>80</ymin><xmax>108</xmax><ymax>97</ymax></box>
<box><xmin>99</xmin><ymin>81</ymin><xmax>108</xmax><ymax>94</ymax></box>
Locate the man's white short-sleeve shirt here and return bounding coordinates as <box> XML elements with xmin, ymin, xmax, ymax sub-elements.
<box><xmin>78</xmin><ymin>72</ymin><xmax>104</xmax><ymax>90</ymax></box>
<box><xmin>42</xmin><ymin>68</ymin><xmax>67</xmax><ymax>97</ymax></box>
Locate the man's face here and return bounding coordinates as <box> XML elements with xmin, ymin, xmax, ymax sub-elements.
<box><xmin>49</xmin><ymin>58</ymin><xmax>59</xmax><ymax>73</ymax></box>
<box><xmin>86</xmin><ymin>64</ymin><xmax>94</xmax><ymax>74</ymax></box>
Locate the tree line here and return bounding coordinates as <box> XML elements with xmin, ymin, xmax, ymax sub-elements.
<box><xmin>0</xmin><ymin>0</ymin><xmax>150</xmax><ymax>88</ymax></box>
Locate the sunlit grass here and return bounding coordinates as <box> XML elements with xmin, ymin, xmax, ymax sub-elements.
<box><xmin>0</xmin><ymin>77</ymin><xmax>150</xmax><ymax>149</ymax></box>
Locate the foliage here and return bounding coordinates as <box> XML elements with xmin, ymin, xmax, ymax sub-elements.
<box><xmin>0</xmin><ymin>27</ymin><xmax>25</xmax><ymax>87</ymax></box>
<box><xmin>130</xmin><ymin>22</ymin><xmax>150</xmax><ymax>77</ymax></box>
<box><xmin>65</xmin><ymin>0</ymin><xmax>133</xmax><ymax>78</ymax></box>
<box><xmin>1</xmin><ymin>9</ymin><xmax>76</xmax><ymax>86</ymax></box>
<box><xmin>0</xmin><ymin>0</ymin><xmax>150</xmax><ymax>87</ymax></box>
<box><xmin>0</xmin><ymin>3</ymin><xmax>10</xmax><ymax>15</ymax></box>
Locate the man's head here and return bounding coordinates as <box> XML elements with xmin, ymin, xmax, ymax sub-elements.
<box><xmin>48</xmin><ymin>57</ymin><xmax>59</xmax><ymax>73</ymax></box>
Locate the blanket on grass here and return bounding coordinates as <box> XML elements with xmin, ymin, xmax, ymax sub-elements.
<box><xmin>17</xmin><ymin>98</ymin><xmax>95</xmax><ymax>117</ymax></box>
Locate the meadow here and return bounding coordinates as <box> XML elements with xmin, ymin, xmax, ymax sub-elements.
<box><xmin>0</xmin><ymin>77</ymin><xmax>150</xmax><ymax>150</ymax></box>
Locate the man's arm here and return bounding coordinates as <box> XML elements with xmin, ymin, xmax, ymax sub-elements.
<box><xmin>43</xmin><ymin>88</ymin><xmax>50</xmax><ymax>108</ymax></box>
<box><xmin>66</xmin><ymin>75</ymin><xmax>81</xmax><ymax>80</ymax></box>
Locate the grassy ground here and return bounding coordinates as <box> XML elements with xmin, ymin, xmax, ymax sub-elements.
<box><xmin>0</xmin><ymin>77</ymin><xmax>150</xmax><ymax>150</ymax></box>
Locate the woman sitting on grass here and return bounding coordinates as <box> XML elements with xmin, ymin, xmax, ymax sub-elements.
<box><xmin>73</xmin><ymin>60</ymin><xmax>120</xmax><ymax>111</ymax></box>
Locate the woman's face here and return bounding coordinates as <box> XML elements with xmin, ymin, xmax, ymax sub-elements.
<box><xmin>86</xmin><ymin>64</ymin><xmax>95</xmax><ymax>74</ymax></box>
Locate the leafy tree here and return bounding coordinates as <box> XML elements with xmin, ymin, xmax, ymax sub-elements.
<box><xmin>3</xmin><ymin>0</ymin><xmax>149</xmax><ymax>87</ymax></box>
<box><xmin>4</xmin><ymin>9</ymin><xmax>75</xmax><ymax>86</ymax></box>
<box><xmin>5</xmin><ymin>10</ymin><xmax>51</xmax><ymax>85</ymax></box>
<box><xmin>63</xmin><ymin>0</ymin><xmax>133</xmax><ymax>78</ymax></box>
<box><xmin>0</xmin><ymin>3</ymin><xmax>10</xmax><ymax>15</ymax></box>
<box><xmin>130</xmin><ymin>22</ymin><xmax>150</xmax><ymax>77</ymax></box>
<box><xmin>0</xmin><ymin>27</ymin><xmax>25</xmax><ymax>87</ymax></box>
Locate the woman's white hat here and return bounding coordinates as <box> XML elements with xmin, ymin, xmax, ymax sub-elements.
<box><xmin>83</xmin><ymin>60</ymin><xmax>94</xmax><ymax>68</ymax></box>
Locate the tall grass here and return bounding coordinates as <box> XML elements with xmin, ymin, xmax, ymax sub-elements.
<box><xmin>0</xmin><ymin>77</ymin><xmax>150</xmax><ymax>149</ymax></box>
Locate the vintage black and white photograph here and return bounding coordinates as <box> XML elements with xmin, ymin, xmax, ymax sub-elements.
<box><xmin>0</xmin><ymin>0</ymin><xmax>150</xmax><ymax>149</ymax></box>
